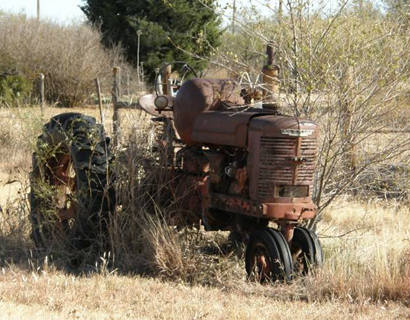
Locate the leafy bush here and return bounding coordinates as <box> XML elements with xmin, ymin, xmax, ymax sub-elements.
<box><xmin>0</xmin><ymin>74</ymin><xmax>32</xmax><ymax>106</ymax></box>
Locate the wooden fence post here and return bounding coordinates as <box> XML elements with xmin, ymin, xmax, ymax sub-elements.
<box><xmin>126</xmin><ymin>71</ymin><xmax>130</xmax><ymax>97</ymax></box>
<box><xmin>39</xmin><ymin>73</ymin><xmax>45</xmax><ymax>117</ymax></box>
<box><xmin>112</xmin><ymin>67</ymin><xmax>121</xmax><ymax>147</ymax></box>
<box><xmin>162</xmin><ymin>65</ymin><xmax>172</xmax><ymax>95</ymax></box>
<box><xmin>141</xmin><ymin>62</ymin><xmax>145</xmax><ymax>85</ymax></box>
<box><xmin>95</xmin><ymin>78</ymin><xmax>104</xmax><ymax>125</ymax></box>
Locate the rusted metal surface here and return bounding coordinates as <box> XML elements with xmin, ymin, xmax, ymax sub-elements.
<box><xmin>247</xmin><ymin>116</ymin><xmax>318</xmax><ymax>203</ymax></box>
<box><xmin>250</xmin><ymin>243</ymin><xmax>271</xmax><ymax>282</ymax></box>
<box><xmin>210</xmin><ymin>193</ymin><xmax>262</xmax><ymax>218</ymax></box>
<box><xmin>48</xmin><ymin>153</ymin><xmax>76</xmax><ymax>222</ymax></box>
<box><xmin>208</xmin><ymin>193</ymin><xmax>315</xmax><ymax>221</ymax></box>
<box><xmin>204</xmin><ymin>151</ymin><xmax>225</xmax><ymax>184</ymax></box>
<box><xmin>167</xmin><ymin>111</ymin><xmax>319</xmax><ymax>226</ymax></box>
<box><xmin>261</xmin><ymin>202</ymin><xmax>316</xmax><ymax>220</ymax></box>
<box><xmin>191</xmin><ymin>111</ymin><xmax>256</xmax><ymax>147</ymax></box>
<box><xmin>262</xmin><ymin>44</ymin><xmax>280</xmax><ymax>100</ymax></box>
<box><xmin>262</xmin><ymin>65</ymin><xmax>280</xmax><ymax>97</ymax></box>
<box><xmin>173</xmin><ymin>79</ymin><xmax>244</xmax><ymax>144</ymax></box>
<box><xmin>279</xmin><ymin>222</ymin><xmax>295</xmax><ymax>243</ymax></box>
<box><xmin>180</xmin><ymin>148</ymin><xmax>210</xmax><ymax>173</ymax></box>
<box><xmin>228</xmin><ymin>167</ymin><xmax>247</xmax><ymax>195</ymax></box>
<box><xmin>138</xmin><ymin>94</ymin><xmax>173</xmax><ymax>117</ymax></box>
<box><xmin>144</xmin><ymin>65</ymin><xmax>320</xmax><ymax>238</ymax></box>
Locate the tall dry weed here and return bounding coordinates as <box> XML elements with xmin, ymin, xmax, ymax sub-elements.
<box><xmin>107</xmin><ymin>118</ymin><xmax>243</xmax><ymax>284</ymax></box>
<box><xmin>308</xmin><ymin>198</ymin><xmax>410</xmax><ymax>302</ymax></box>
<box><xmin>0</xmin><ymin>180</ymin><xmax>32</xmax><ymax>266</ymax></box>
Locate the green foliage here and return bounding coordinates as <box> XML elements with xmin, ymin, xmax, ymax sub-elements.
<box><xmin>0</xmin><ymin>74</ymin><xmax>32</xmax><ymax>106</ymax></box>
<box><xmin>81</xmin><ymin>0</ymin><xmax>222</xmax><ymax>80</ymax></box>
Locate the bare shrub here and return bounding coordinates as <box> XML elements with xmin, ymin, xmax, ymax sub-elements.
<box><xmin>0</xmin><ymin>13</ymin><xmax>129</xmax><ymax>107</ymax></box>
<box><xmin>207</xmin><ymin>1</ymin><xmax>410</xmax><ymax>219</ymax></box>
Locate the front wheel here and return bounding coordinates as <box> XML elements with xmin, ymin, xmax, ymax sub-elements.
<box><xmin>245</xmin><ymin>228</ymin><xmax>293</xmax><ymax>283</ymax></box>
<box><xmin>291</xmin><ymin>227</ymin><xmax>323</xmax><ymax>274</ymax></box>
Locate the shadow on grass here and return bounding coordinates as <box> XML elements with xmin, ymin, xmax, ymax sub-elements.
<box><xmin>0</xmin><ymin>235</ymin><xmax>33</xmax><ymax>268</ymax></box>
<box><xmin>0</xmin><ymin>226</ymin><xmax>244</xmax><ymax>280</ymax></box>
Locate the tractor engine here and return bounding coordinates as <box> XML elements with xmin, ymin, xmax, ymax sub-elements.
<box><xmin>155</xmin><ymin>78</ymin><xmax>318</xmax><ymax>237</ymax></box>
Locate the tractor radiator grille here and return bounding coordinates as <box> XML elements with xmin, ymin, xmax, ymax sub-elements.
<box><xmin>257</xmin><ymin>136</ymin><xmax>317</xmax><ymax>202</ymax></box>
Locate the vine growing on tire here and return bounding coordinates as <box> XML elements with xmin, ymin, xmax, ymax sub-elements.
<box><xmin>30</xmin><ymin>113</ymin><xmax>115</xmax><ymax>262</ymax></box>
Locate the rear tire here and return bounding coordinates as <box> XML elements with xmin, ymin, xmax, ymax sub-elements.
<box><xmin>30</xmin><ymin>113</ymin><xmax>115</xmax><ymax>257</ymax></box>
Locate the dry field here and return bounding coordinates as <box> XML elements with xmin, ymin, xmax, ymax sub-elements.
<box><xmin>0</xmin><ymin>106</ymin><xmax>409</xmax><ymax>319</ymax></box>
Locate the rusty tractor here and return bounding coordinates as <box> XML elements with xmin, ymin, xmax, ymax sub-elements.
<box><xmin>30</xmin><ymin>50</ymin><xmax>323</xmax><ymax>281</ymax></box>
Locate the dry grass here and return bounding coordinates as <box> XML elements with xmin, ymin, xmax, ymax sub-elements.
<box><xmin>311</xmin><ymin>198</ymin><xmax>410</xmax><ymax>302</ymax></box>
<box><xmin>0</xmin><ymin>270</ymin><xmax>408</xmax><ymax>320</ymax></box>
<box><xmin>0</xmin><ymin>106</ymin><xmax>409</xmax><ymax>319</ymax></box>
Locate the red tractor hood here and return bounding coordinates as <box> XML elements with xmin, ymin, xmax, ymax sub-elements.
<box><xmin>191</xmin><ymin>111</ymin><xmax>318</xmax><ymax>147</ymax></box>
